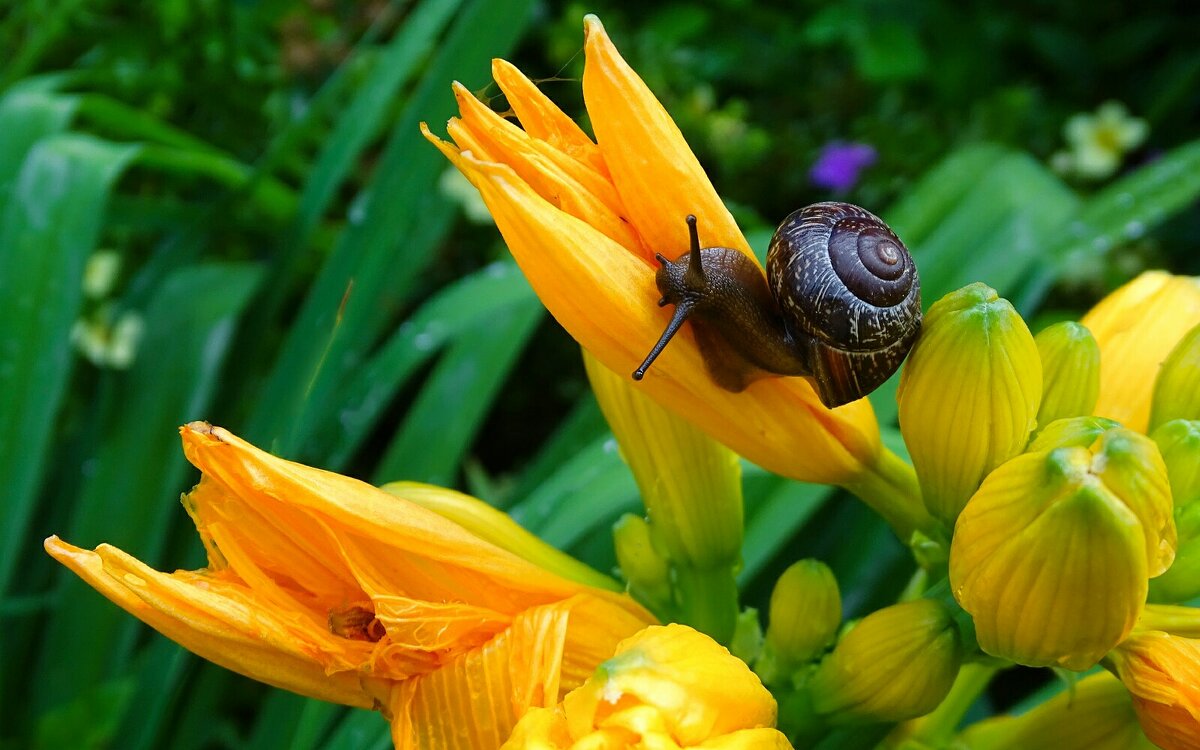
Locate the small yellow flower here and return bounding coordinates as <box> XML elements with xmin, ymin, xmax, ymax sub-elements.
<box><xmin>423</xmin><ymin>15</ymin><xmax>894</xmax><ymax>492</ymax></box>
<box><xmin>898</xmin><ymin>283</ymin><xmax>1041</xmax><ymax>523</ymax></box>
<box><xmin>47</xmin><ymin>423</ymin><xmax>654</xmax><ymax>750</ymax></box>
<box><xmin>808</xmin><ymin>599</ymin><xmax>961</xmax><ymax>724</ymax></box>
<box><xmin>1108</xmin><ymin>631</ymin><xmax>1200</xmax><ymax>750</ymax></box>
<box><xmin>1151</xmin><ymin>323</ymin><xmax>1200</xmax><ymax>430</ymax></box>
<box><xmin>950</xmin><ymin>426</ymin><xmax>1175</xmax><ymax>669</ymax></box>
<box><xmin>1034</xmin><ymin>321</ymin><xmax>1100</xmax><ymax>427</ymax></box>
<box><xmin>956</xmin><ymin>672</ymin><xmax>1155</xmax><ymax>750</ymax></box>
<box><xmin>502</xmin><ymin>624</ymin><xmax>792</xmax><ymax>749</ymax></box>
<box><xmin>1082</xmin><ymin>271</ymin><xmax>1200</xmax><ymax>433</ymax></box>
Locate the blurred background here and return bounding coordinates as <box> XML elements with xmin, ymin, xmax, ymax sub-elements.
<box><xmin>3</xmin><ymin>0</ymin><xmax>1199</xmax><ymax>747</ymax></box>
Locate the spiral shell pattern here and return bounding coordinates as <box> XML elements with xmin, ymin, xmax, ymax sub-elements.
<box><xmin>767</xmin><ymin>202</ymin><xmax>921</xmax><ymax>405</ymax></box>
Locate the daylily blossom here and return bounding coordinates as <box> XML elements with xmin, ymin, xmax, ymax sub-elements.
<box><xmin>424</xmin><ymin>15</ymin><xmax>929</xmax><ymax>539</ymax></box>
<box><xmin>1108</xmin><ymin>631</ymin><xmax>1200</xmax><ymax>750</ymax></box>
<box><xmin>47</xmin><ymin>422</ymin><xmax>654</xmax><ymax>750</ymax></box>
<box><xmin>501</xmin><ymin>624</ymin><xmax>792</xmax><ymax>749</ymax></box>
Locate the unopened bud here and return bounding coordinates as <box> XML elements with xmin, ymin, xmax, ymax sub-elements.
<box><xmin>1035</xmin><ymin>321</ymin><xmax>1100</xmax><ymax>426</ymax></box>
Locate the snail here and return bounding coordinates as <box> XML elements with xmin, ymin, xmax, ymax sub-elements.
<box><xmin>631</xmin><ymin>202</ymin><xmax>921</xmax><ymax>408</ymax></box>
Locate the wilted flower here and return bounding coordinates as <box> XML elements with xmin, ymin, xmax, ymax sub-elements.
<box><xmin>502</xmin><ymin>624</ymin><xmax>792</xmax><ymax>749</ymax></box>
<box><xmin>48</xmin><ymin>423</ymin><xmax>654</xmax><ymax>749</ymax></box>
<box><xmin>809</xmin><ymin>142</ymin><xmax>877</xmax><ymax>192</ymax></box>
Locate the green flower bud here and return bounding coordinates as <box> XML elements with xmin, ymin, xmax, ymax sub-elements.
<box><xmin>758</xmin><ymin>560</ymin><xmax>841</xmax><ymax>684</ymax></box>
<box><xmin>1028</xmin><ymin>416</ymin><xmax>1121</xmax><ymax>452</ymax></box>
<box><xmin>613</xmin><ymin>513</ymin><xmax>673</xmax><ymax>615</ymax></box>
<box><xmin>1150</xmin><ymin>323</ymin><xmax>1200</xmax><ymax>431</ymax></box>
<box><xmin>809</xmin><ymin>599</ymin><xmax>961</xmax><ymax>724</ymax></box>
<box><xmin>951</xmin><ymin>427</ymin><xmax>1175</xmax><ymax>669</ymax></box>
<box><xmin>1149</xmin><ymin>420</ymin><xmax>1200</xmax><ymax>603</ymax></box>
<box><xmin>899</xmin><ymin>283</ymin><xmax>1041</xmax><ymax>523</ymax></box>
<box><xmin>1035</xmin><ymin>321</ymin><xmax>1100</xmax><ymax>426</ymax></box>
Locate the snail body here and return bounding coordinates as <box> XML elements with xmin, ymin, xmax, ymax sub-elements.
<box><xmin>632</xmin><ymin>202</ymin><xmax>921</xmax><ymax>408</ymax></box>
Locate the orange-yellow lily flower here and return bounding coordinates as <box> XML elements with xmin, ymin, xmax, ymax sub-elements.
<box><xmin>501</xmin><ymin>624</ymin><xmax>793</xmax><ymax>749</ymax></box>
<box><xmin>46</xmin><ymin>422</ymin><xmax>654</xmax><ymax>750</ymax></box>
<box><xmin>1083</xmin><ymin>271</ymin><xmax>1200</xmax><ymax>433</ymax></box>
<box><xmin>423</xmin><ymin>16</ymin><xmax>924</xmax><ymax>530</ymax></box>
<box><xmin>1108</xmin><ymin>631</ymin><xmax>1200</xmax><ymax>750</ymax></box>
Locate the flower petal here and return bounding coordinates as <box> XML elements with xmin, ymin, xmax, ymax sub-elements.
<box><xmin>1083</xmin><ymin>271</ymin><xmax>1200</xmax><ymax>433</ymax></box>
<box><xmin>581</xmin><ymin>15</ymin><xmax>753</xmax><ymax>262</ymax></box>
<box><xmin>423</xmin><ymin>143</ymin><xmax>879</xmax><ymax>487</ymax></box>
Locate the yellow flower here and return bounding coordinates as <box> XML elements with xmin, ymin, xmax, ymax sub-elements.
<box><xmin>950</xmin><ymin>424</ymin><xmax>1175</xmax><ymax>670</ymax></box>
<box><xmin>1108</xmin><ymin>631</ymin><xmax>1200</xmax><ymax>750</ymax></box>
<box><xmin>1082</xmin><ymin>271</ymin><xmax>1200</xmax><ymax>433</ymax></box>
<box><xmin>956</xmin><ymin>672</ymin><xmax>1155</xmax><ymax>750</ymax></box>
<box><xmin>808</xmin><ymin>599</ymin><xmax>961</xmax><ymax>724</ymax></box>
<box><xmin>47</xmin><ymin>422</ymin><xmax>654</xmax><ymax>750</ymax></box>
<box><xmin>422</xmin><ymin>15</ymin><xmax>906</xmax><ymax>498</ymax></box>
<box><xmin>898</xmin><ymin>283</ymin><xmax>1041</xmax><ymax>523</ymax></box>
<box><xmin>501</xmin><ymin>624</ymin><xmax>792</xmax><ymax>749</ymax></box>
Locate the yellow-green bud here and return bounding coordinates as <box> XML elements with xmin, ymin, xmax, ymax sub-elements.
<box><xmin>613</xmin><ymin>513</ymin><xmax>673</xmax><ymax>614</ymax></box>
<box><xmin>955</xmin><ymin>672</ymin><xmax>1154</xmax><ymax>750</ymax></box>
<box><xmin>1034</xmin><ymin>322</ymin><xmax>1100</xmax><ymax>426</ymax></box>
<box><xmin>1150</xmin><ymin>324</ymin><xmax>1200</xmax><ymax>431</ymax></box>
<box><xmin>759</xmin><ymin>560</ymin><xmax>841</xmax><ymax>684</ymax></box>
<box><xmin>898</xmin><ymin>283</ymin><xmax>1041</xmax><ymax>523</ymax></box>
<box><xmin>1148</xmin><ymin>420</ymin><xmax>1200</xmax><ymax>603</ymax></box>
<box><xmin>1028</xmin><ymin>416</ymin><xmax>1120</xmax><ymax>452</ymax></box>
<box><xmin>951</xmin><ymin>427</ymin><xmax>1175</xmax><ymax>669</ymax></box>
<box><xmin>809</xmin><ymin>599</ymin><xmax>961</xmax><ymax>724</ymax></box>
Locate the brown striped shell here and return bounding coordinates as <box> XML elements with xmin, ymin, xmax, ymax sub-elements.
<box><xmin>767</xmin><ymin>202</ymin><xmax>921</xmax><ymax>406</ymax></box>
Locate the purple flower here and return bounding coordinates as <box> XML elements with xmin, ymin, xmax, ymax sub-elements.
<box><xmin>809</xmin><ymin>142</ymin><xmax>877</xmax><ymax>192</ymax></box>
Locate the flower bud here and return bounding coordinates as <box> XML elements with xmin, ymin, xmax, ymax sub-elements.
<box><xmin>612</xmin><ymin>513</ymin><xmax>673</xmax><ymax>615</ymax></box>
<box><xmin>502</xmin><ymin>623</ymin><xmax>791</xmax><ymax>749</ymax></box>
<box><xmin>1151</xmin><ymin>324</ymin><xmax>1200</xmax><ymax>431</ymax></box>
<box><xmin>759</xmin><ymin>560</ymin><xmax>842</xmax><ymax>683</ymax></box>
<box><xmin>1108</xmin><ymin>631</ymin><xmax>1200</xmax><ymax>750</ymax></box>
<box><xmin>1028</xmin><ymin>415</ymin><xmax>1120</xmax><ymax>452</ymax></box>
<box><xmin>1082</xmin><ymin>271</ymin><xmax>1200</xmax><ymax>433</ymax></box>
<box><xmin>955</xmin><ymin>672</ymin><xmax>1152</xmax><ymax>750</ymax></box>
<box><xmin>1149</xmin><ymin>420</ymin><xmax>1200</xmax><ymax>603</ymax></box>
<box><xmin>809</xmin><ymin>599</ymin><xmax>961</xmax><ymax>724</ymax></box>
<box><xmin>898</xmin><ymin>283</ymin><xmax>1041</xmax><ymax>523</ymax></box>
<box><xmin>951</xmin><ymin>427</ymin><xmax>1175</xmax><ymax>669</ymax></box>
<box><xmin>1034</xmin><ymin>321</ymin><xmax>1100</xmax><ymax>426</ymax></box>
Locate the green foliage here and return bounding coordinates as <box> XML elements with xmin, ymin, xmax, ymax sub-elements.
<box><xmin>2</xmin><ymin>1</ymin><xmax>1198</xmax><ymax>748</ymax></box>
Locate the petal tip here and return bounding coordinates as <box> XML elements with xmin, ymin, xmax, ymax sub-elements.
<box><xmin>583</xmin><ymin>14</ymin><xmax>605</xmax><ymax>38</ymax></box>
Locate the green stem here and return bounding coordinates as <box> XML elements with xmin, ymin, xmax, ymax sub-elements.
<box><xmin>907</xmin><ymin>662</ymin><xmax>1002</xmax><ymax>745</ymax></box>
<box><xmin>843</xmin><ymin>445</ymin><xmax>944</xmax><ymax>544</ymax></box>
<box><xmin>674</xmin><ymin>565</ymin><xmax>739</xmax><ymax>645</ymax></box>
<box><xmin>1138</xmin><ymin>604</ymin><xmax>1200</xmax><ymax>636</ymax></box>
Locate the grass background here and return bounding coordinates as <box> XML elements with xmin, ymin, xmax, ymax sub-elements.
<box><xmin>3</xmin><ymin>0</ymin><xmax>1199</xmax><ymax>747</ymax></box>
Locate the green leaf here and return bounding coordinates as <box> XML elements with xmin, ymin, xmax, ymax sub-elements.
<box><xmin>34</xmin><ymin>263</ymin><xmax>261</xmax><ymax>724</ymax></box>
<box><xmin>0</xmin><ymin>134</ymin><xmax>137</xmax><ymax>599</ymax></box>
<box><xmin>740</xmin><ymin>476</ymin><xmax>833</xmax><ymax>585</ymax></box>
<box><xmin>372</xmin><ymin>296</ymin><xmax>543</xmax><ymax>486</ymax></box>
<box><xmin>0</xmin><ymin>86</ymin><xmax>78</xmax><ymax>195</ymax></box>
<box><xmin>318</xmin><ymin>710</ymin><xmax>391</xmax><ymax>750</ymax></box>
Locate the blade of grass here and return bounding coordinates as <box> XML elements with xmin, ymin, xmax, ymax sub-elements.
<box><xmin>33</xmin><ymin>263</ymin><xmax>261</xmax><ymax>728</ymax></box>
<box><xmin>319</xmin><ymin>710</ymin><xmax>391</xmax><ymax>750</ymax></box>
<box><xmin>0</xmin><ymin>87</ymin><xmax>77</xmax><ymax>190</ymax></box>
<box><xmin>314</xmin><ymin>260</ymin><xmax>535</xmax><ymax>469</ymax></box>
<box><xmin>245</xmin><ymin>0</ymin><xmax>537</xmax><ymax>457</ymax></box>
<box><xmin>371</xmin><ymin>297</ymin><xmax>543</xmax><ymax>486</ymax></box>
<box><xmin>0</xmin><ymin>134</ymin><xmax>137</xmax><ymax>599</ymax></box>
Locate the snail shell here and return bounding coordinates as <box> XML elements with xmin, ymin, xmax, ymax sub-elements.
<box><xmin>769</xmin><ymin>202</ymin><xmax>921</xmax><ymax>406</ymax></box>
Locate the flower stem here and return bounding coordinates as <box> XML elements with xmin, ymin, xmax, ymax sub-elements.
<box><xmin>906</xmin><ymin>662</ymin><xmax>1003</xmax><ymax>745</ymax></box>
<box><xmin>843</xmin><ymin>446</ymin><xmax>943</xmax><ymax>544</ymax></box>
<box><xmin>674</xmin><ymin>565</ymin><xmax>739</xmax><ymax>645</ymax></box>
